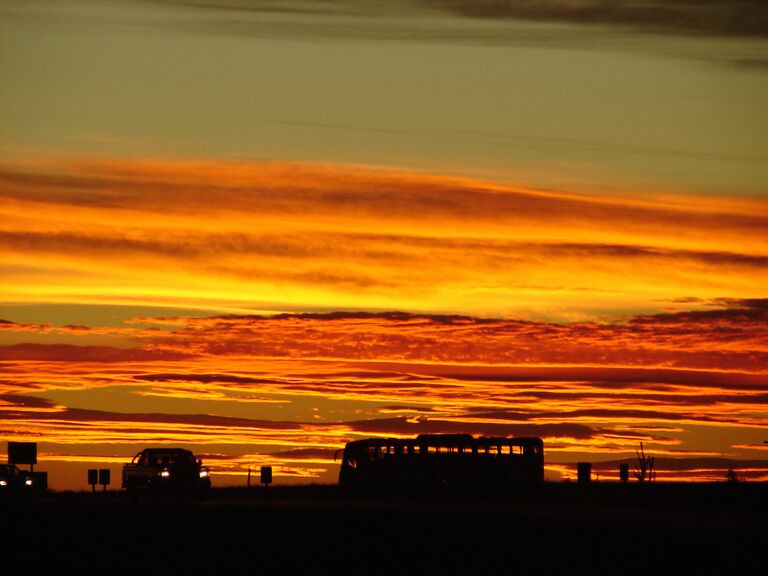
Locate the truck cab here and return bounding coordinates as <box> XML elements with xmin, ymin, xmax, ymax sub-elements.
<box><xmin>0</xmin><ymin>464</ymin><xmax>35</xmax><ymax>496</ymax></box>
<box><xmin>122</xmin><ymin>448</ymin><xmax>210</xmax><ymax>498</ymax></box>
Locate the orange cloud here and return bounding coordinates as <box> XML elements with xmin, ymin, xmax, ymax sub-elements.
<box><xmin>137</xmin><ymin>306</ymin><xmax>768</xmax><ymax>371</ymax></box>
<box><xmin>1</xmin><ymin>156</ymin><xmax>766</xmax><ymax>318</ymax></box>
<box><xmin>1</xmin><ymin>303</ymin><xmax>766</xmax><ymax>489</ymax></box>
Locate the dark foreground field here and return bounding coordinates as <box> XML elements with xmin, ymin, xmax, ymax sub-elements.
<box><xmin>3</xmin><ymin>483</ymin><xmax>766</xmax><ymax>575</ymax></box>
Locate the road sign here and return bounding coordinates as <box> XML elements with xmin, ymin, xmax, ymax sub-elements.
<box><xmin>8</xmin><ymin>442</ymin><xmax>37</xmax><ymax>465</ymax></box>
<box><xmin>260</xmin><ymin>466</ymin><xmax>272</xmax><ymax>486</ymax></box>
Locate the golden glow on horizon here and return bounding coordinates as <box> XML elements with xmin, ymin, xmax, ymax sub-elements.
<box><xmin>1</xmin><ymin>156</ymin><xmax>766</xmax><ymax>319</ymax></box>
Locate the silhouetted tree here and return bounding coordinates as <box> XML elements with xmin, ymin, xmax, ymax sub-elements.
<box><xmin>634</xmin><ymin>442</ymin><xmax>655</xmax><ymax>482</ymax></box>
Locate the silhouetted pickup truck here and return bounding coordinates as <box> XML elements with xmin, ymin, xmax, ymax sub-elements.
<box><xmin>122</xmin><ymin>448</ymin><xmax>211</xmax><ymax>498</ymax></box>
<box><xmin>0</xmin><ymin>464</ymin><xmax>35</xmax><ymax>497</ymax></box>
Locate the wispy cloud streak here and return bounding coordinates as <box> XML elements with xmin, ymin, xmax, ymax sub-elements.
<box><xmin>148</xmin><ymin>0</ymin><xmax>768</xmax><ymax>39</ymax></box>
<box><xmin>1</xmin><ymin>157</ymin><xmax>765</xmax><ymax>318</ymax></box>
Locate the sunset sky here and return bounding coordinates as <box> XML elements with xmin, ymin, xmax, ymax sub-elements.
<box><xmin>1</xmin><ymin>0</ymin><xmax>767</xmax><ymax>489</ymax></box>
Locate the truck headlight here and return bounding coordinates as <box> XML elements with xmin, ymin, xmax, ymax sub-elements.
<box><xmin>0</xmin><ymin>480</ymin><xmax>6</xmax><ymax>486</ymax></box>
<box><xmin>159</xmin><ymin>469</ymin><xmax>171</xmax><ymax>478</ymax></box>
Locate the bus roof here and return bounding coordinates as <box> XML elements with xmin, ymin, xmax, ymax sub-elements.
<box><xmin>344</xmin><ymin>435</ymin><xmax>542</xmax><ymax>448</ymax></box>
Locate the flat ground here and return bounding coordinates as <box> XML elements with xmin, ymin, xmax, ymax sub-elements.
<box><xmin>3</xmin><ymin>483</ymin><xmax>765</xmax><ymax>575</ymax></box>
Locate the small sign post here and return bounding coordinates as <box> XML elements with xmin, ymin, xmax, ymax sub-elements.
<box><xmin>619</xmin><ymin>463</ymin><xmax>629</xmax><ymax>483</ymax></box>
<box><xmin>577</xmin><ymin>462</ymin><xmax>592</xmax><ymax>484</ymax></box>
<box><xmin>260</xmin><ymin>466</ymin><xmax>272</xmax><ymax>487</ymax></box>
<box><xmin>87</xmin><ymin>469</ymin><xmax>98</xmax><ymax>492</ymax></box>
<box><xmin>98</xmin><ymin>468</ymin><xmax>111</xmax><ymax>492</ymax></box>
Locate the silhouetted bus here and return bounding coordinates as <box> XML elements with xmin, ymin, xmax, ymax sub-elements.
<box><xmin>337</xmin><ymin>434</ymin><xmax>543</xmax><ymax>494</ymax></box>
